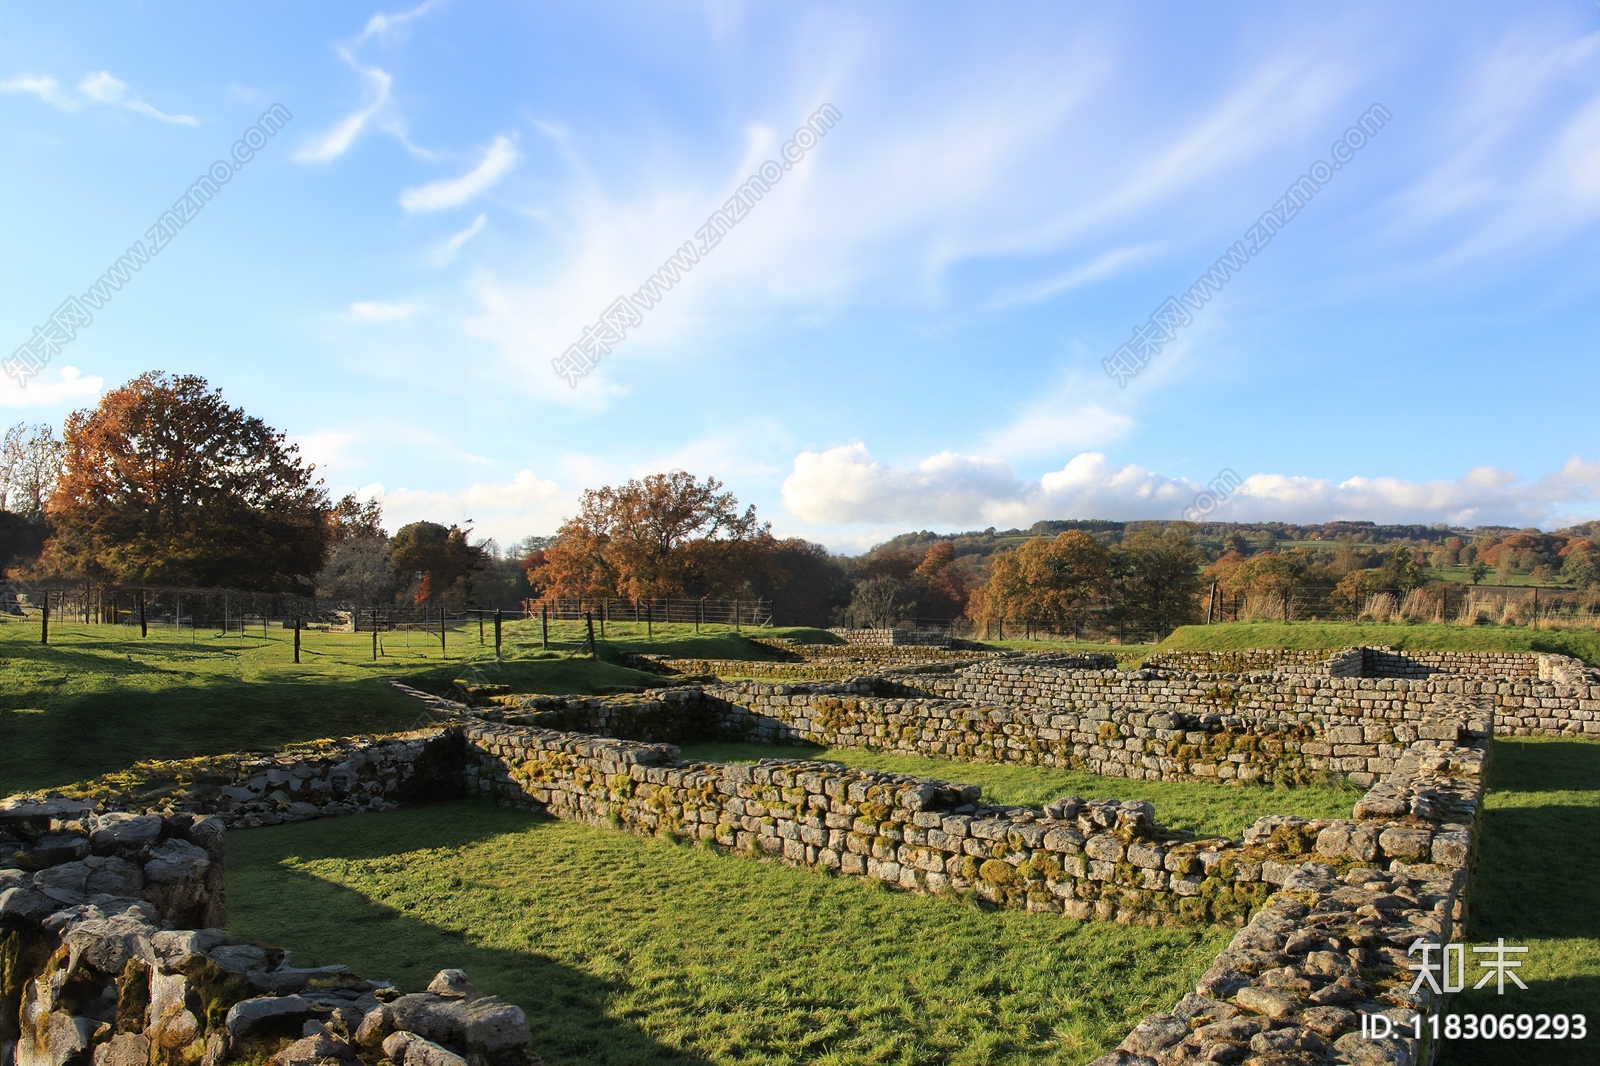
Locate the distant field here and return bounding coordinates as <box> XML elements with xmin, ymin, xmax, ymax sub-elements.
<box><xmin>228</xmin><ymin>801</ymin><xmax>1228</xmax><ymax>1066</ymax></box>
<box><xmin>678</xmin><ymin>741</ymin><xmax>1360</xmax><ymax>839</ymax></box>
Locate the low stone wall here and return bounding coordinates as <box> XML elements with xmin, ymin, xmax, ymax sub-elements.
<box><xmin>1143</xmin><ymin>648</ymin><xmax>1340</xmax><ymax>675</ymax></box>
<box><xmin>826</xmin><ymin>628</ymin><xmax>952</xmax><ymax>647</ymax></box>
<box><xmin>0</xmin><ymin>804</ymin><xmax>536</xmax><ymax>1066</ymax></box>
<box><xmin>1090</xmin><ymin>730</ymin><xmax>1489</xmax><ymax>1066</ymax></box>
<box><xmin>0</xmin><ymin>729</ymin><xmax>464</xmax><ymax>830</ymax></box>
<box><xmin>695</xmin><ymin>675</ymin><xmax>1486</xmax><ymax>789</ymax></box>
<box><xmin>915</xmin><ymin>659</ymin><xmax>1595</xmax><ymax>742</ymax></box>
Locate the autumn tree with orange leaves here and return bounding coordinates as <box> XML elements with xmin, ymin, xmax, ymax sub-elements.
<box><xmin>532</xmin><ymin>471</ymin><xmax>773</xmax><ymax>602</ymax></box>
<box><xmin>39</xmin><ymin>372</ymin><xmax>332</xmax><ymax>591</ymax></box>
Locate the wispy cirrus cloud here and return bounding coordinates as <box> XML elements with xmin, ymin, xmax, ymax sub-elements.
<box><xmin>431</xmin><ymin>213</ymin><xmax>487</xmax><ymax>265</ymax></box>
<box><xmin>77</xmin><ymin>71</ymin><xmax>197</xmax><ymax>125</ymax></box>
<box><xmin>296</xmin><ymin>2</ymin><xmax>443</xmax><ymax>163</ymax></box>
<box><xmin>2</xmin><ymin>70</ymin><xmax>196</xmax><ymax>123</ymax></box>
<box><xmin>0</xmin><ymin>73</ymin><xmax>77</xmax><ymax>109</ymax></box>
<box><xmin>401</xmin><ymin>136</ymin><xmax>518</xmax><ymax>212</ymax></box>
<box><xmin>295</xmin><ymin>59</ymin><xmax>393</xmax><ymax>162</ymax></box>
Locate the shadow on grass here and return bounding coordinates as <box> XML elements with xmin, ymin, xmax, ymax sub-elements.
<box><xmin>1481</xmin><ymin>738</ymin><xmax>1600</xmax><ymax>794</ymax></box>
<box><xmin>0</xmin><ymin>676</ymin><xmax>421</xmax><ymax>796</ymax></box>
<box><xmin>228</xmin><ymin>808</ymin><xmax>716</xmax><ymax>1066</ymax></box>
<box><xmin>1438</xmin><ymin>974</ymin><xmax>1600</xmax><ymax>1066</ymax></box>
<box><xmin>1440</xmin><ymin>739</ymin><xmax>1600</xmax><ymax>1066</ymax></box>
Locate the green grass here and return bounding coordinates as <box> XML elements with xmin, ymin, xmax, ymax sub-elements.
<box><xmin>0</xmin><ymin>618</ymin><xmax>664</xmax><ymax>798</ymax></box>
<box><xmin>227</xmin><ymin>801</ymin><xmax>1228</xmax><ymax>1066</ymax></box>
<box><xmin>676</xmin><ymin>742</ymin><xmax>1360</xmax><ymax>839</ymax></box>
<box><xmin>517</xmin><ymin>619</ymin><xmax>843</xmax><ymax>661</ymax></box>
<box><xmin>1441</xmin><ymin>737</ymin><xmax>1600</xmax><ymax>1066</ymax></box>
<box><xmin>1158</xmin><ymin>621</ymin><xmax>1600</xmax><ymax>665</ymax></box>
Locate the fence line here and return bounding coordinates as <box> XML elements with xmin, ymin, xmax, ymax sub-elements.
<box><xmin>524</xmin><ymin>597</ymin><xmax>771</xmax><ymax>627</ymax></box>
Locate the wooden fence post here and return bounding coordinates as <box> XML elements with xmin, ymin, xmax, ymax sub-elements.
<box><xmin>541</xmin><ymin>605</ymin><xmax>549</xmax><ymax>649</ymax></box>
<box><xmin>138</xmin><ymin>591</ymin><xmax>147</xmax><ymax>638</ymax></box>
<box><xmin>40</xmin><ymin>591</ymin><xmax>49</xmax><ymax>644</ymax></box>
<box><xmin>585</xmin><ymin>612</ymin><xmax>598</xmax><ymax>659</ymax></box>
<box><xmin>293</xmin><ymin>616</ymin><xmax>301</xmax><ymax>663</ymax></box>
<box><xmin>439</xmin><ymin>606</ymin><xmax>447</xmax><ymax>657</ymax></box>
<box><xmin>494</xmin><ymin>609</ymin><xmax>503</xmax><ymax>659</ymax></box>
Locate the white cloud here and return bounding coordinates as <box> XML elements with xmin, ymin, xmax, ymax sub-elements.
<box><xmin>780</xmin><ymin>444</ymin><xmax>1600</xmax><ymax>531</ymax></box>
<box><xmin>400</xmin><ymin>136</ymin><xmax>518</xmax><ymax>212</ymax></box>
<box><xmin>430</xmin><ymin>213</ymin><xmax>487</xmax><ymax>265</ymax></box>
<box><xmin>369</xmin><ymin>470</ymin><xmax>568</xmax><ymax>542</ymax></box>
<box><xmin>350</xmin><ymin>300</ymin><xmax>425</xmax><ymax>322</ymax></box>
<box><xmin>295</xmin><ymin>59</ymin><xmax>392</xmax><ymax>162</ymax></box>
<box><xmin>77</xmin><ymin>71</ymin><xmax>197</xmax><ymax>125</ymax></box>
<box><xmin>357</xmin><ymin>0</ymin><xmax>441</xmax><ymax>45</ymax></box>
<box><xmin>782</xmin><ymin>444</ymin><xmax>1026</xmax><ymax>525</ymax></box>
<box><xmin>0</xmin><ymin>74</ymin><xmax>77</xmax><ymax>110</ymax></box>
<box><xmin>0</xmin><ymin>366</ymin><xmax>105</xmax><ymax>408</ymax></box>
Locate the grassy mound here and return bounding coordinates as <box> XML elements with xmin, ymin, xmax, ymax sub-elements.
<box><xmin>1157</xmin><ymin>621</ymin><xmax>1600</xmax><ymax>665</ymax></box>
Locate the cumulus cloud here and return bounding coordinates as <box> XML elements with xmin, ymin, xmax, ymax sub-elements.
<box><xmin>0</xmin><ymin>366</ymin><xmax>104</xmax><ymax>408</ymax></box>
<box><xmin>781</xmin><ymin>444</ymin><xmax>1600</xmax><ymax>531</ymax></box>
<box><xmin>369</xmin><ymin>470</ymin><xmax>567</xmax><ymax>542</ymax></box>
<box><xmin>77</xmin><ymin>71</ymin><xmax>197</xmax><ymax>125</ymax></box>
<box><xmin>400</xmin><ymin>136</ymin><xmax>517</xmax><ymax>212</ymax></box>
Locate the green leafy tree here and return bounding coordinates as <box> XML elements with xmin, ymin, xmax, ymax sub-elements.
<box><xmin>390</xmin><ymin>522</ymin><xmax>486</xmax><ymax>608</ymax></box>
<box><xmin>1110</xmin><ymin>527</ymin><xmax>1204</xmax><ymax>624</ymax></box>
<box><xmin>1561</xmin><ymin>547</ymin><xmax>1597</xmax><ymax>590</ymax></box>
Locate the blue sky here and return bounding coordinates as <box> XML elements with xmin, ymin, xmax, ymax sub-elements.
<box><xmin>3</xmin><ymin>1</ymin><xmax>1599</xmax><ymax>551</ymax></box>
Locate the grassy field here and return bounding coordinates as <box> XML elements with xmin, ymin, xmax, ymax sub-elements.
<box><xmin>0</xmin><ymin>618</ymin><xmax>694</xmax><ymax>797</ymax></box>
<box><xmin>0</xmin><ymin>617</ymin><xmax>850</xmax><ymax>798</ymax></box>
<box><xmin>227</xmin><ymin>801</ymin><xmax>1228</xmax><ymax>1066</ymax></box>
<box><xmin>1440</xmin><ymin>737</ymin><xmax>1600</xmax><ymax>1066</ymax></box>
<box><xmin>678</xmin><ymin>742</ymin><xmax>1360</xmax><ymax>839</ymax></box>
<box><xmin>1156</xmin><ymin>620</ymin><xmax>1600</xmax><ymax>664</ymax></box>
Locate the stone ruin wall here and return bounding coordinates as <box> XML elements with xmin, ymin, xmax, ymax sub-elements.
<box><xmin>1146</xmin><ymin>644</ymin><xmax>1596</xmax><ymax>683</ymax></box>
<box><xmin>824</xmin><ymin>628</ymin><xmax>952</xmax><ymax>647</ymax></box>
<box><xmin>0</xmin><ymin>800</ymin><xmax>535</xmax><ymax>1066</ymax></box>
<box><xmin>7</xmin><ymin>649</ymin><xmax>1595</xmax><ymax>1066</ymax></box>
